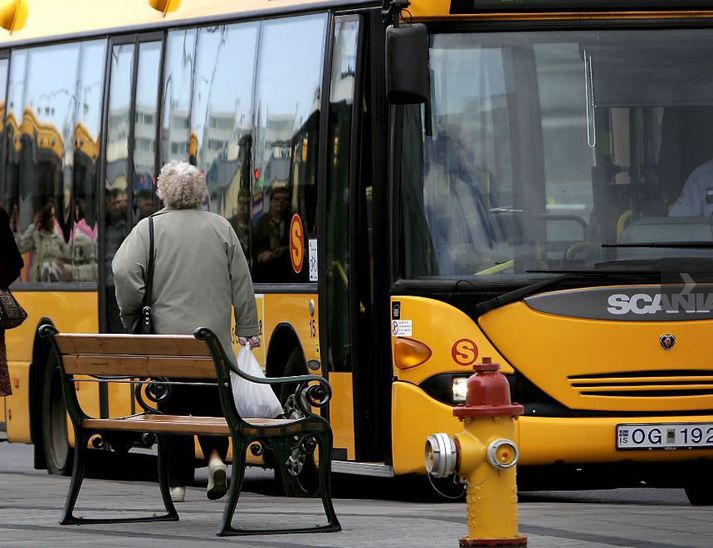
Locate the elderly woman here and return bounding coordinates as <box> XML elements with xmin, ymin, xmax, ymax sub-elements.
<box><xmin>113</xmin><ymin>161</ymin><xmax>260</xmax><ymax>503</ymax></box>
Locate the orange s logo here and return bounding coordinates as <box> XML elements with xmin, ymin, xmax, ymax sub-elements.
<box><xmin>290</xmin><ymin>214</ymin><xmax>304</xmax><ymax>274</ymax></box>
<box><xmin>451</xmin><ymin>339</ymin><xmax>478</xmax><ymax>366</ymax></box>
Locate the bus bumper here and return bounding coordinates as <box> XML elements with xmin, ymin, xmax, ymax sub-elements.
<box><xmin>392</xmin><ymin>381</ymin><xmax>713</xmax><ymax>475</ymax></box>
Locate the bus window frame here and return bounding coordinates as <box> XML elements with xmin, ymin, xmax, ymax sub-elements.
<box><xmin>0</xmin><ymin>50</ymin><xmax>9</xmax><ymax>201</ymax></box>
<box><xmin>98</xmin><ymin>32</ymin><xmax>164</xmax><ymax>333</ymax></box>
<box><xmin>3</xmin><ymin>40</ymin><xmax>110</xmax><ymax>291</ymax></box>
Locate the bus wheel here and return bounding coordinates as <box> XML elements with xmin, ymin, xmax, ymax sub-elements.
<box><xmin>273</xmin><ymin>347</ymin><xmax>320</xmax><ymax>498</ymax></box>
<box><xmin>41</xmin><ymin>355</ymin><xmax>72</xmax><ymax>476</ymax></box>
<box><xmin>685</xmin><ymin>483</ymin><xmax>713</xmax><ymax>506</ymax></box>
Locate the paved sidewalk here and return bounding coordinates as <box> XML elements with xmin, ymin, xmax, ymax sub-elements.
<box><xmin>0</xmin><ymin>441</ymin><xmax>711</xmax><ymax>547</ymax></box>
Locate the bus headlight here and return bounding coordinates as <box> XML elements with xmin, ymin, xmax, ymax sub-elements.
<box><xmin>452</xmin><ymin>377</ymin><xmax>468</xmax><ymax>404</ymax></box>
<box><xmin>419</xmin><ymin>374</ymin><xmax>472</xmax><ymax>405</ymax></box>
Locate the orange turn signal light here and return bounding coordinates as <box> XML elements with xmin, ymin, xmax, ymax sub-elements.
<box><xmin>148</xmin><ymin>0</ymin><xmax>180</xmax><ymax>16</ymax></box>
<box><xmin>0</xmin><ymin>0</ymin><xmax>28</xmax><ymax>34</ymax></box>
<box><xmin>394</xmin><ymin>337</ymin><xmax>432</xmax><ymax>370</ymax></box>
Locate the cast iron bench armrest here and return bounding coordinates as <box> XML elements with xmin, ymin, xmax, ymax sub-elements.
<box><xmin>193</xmin><ymin>327</ymin><xmax>331</xmax><ymax>416</ymax></box>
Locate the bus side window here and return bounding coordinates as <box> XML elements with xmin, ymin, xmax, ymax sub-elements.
<box><xmin>190</xmin><ymin>23</ymin><xmax>258</xmax><ymax>259</ymax></box>
<box><xmin>4</xmin><ymin>42</ymin><xmax>106</xmax><ymax>285</ymax></box>
<box><xmin>251</xmin><ymin>14</ymin><xmax>328</xmax><ymax>284</ymax></box>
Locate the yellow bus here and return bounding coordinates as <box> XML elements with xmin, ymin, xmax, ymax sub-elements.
<box><xmin>3</xmin><ymin>0</ymin><xmax>713</xmax><ymax>503</ymax></box>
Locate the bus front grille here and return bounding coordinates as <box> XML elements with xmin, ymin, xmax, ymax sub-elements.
<box><xmin>568</xmin><ymin>370</ymin><xmax>713</xmax><ymax>398</ymax></box>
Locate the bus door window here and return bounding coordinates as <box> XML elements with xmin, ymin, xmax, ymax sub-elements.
<box><xmin>103</xmin><ymin>39</ymin><xmax>160</xmax><ymax>332</ymax></box>
<box><xmin>251</xmin><ymin>14</ymin><xmax>327</xmax><ymax>284</ymax></box>
<box><xmin>104</xmin><ymin>43</ymin><xmax>134</xmax><ymax>332</ymax></box>
<box><xmin>325</xmin><ymin>16</ymin><xmax>359</xmax><ymax>372</ymax></box>
<box><xmin>132</xmin><ymin>42</ymin><xmax>161</xmax><ymax>221</ymax></box>
<box><xmin>161</xmin><ymin>30</ymin><xmax>196</xmax><ymax>168</ymax></box>
<box><xmin>190</xmin><ymin>23</ymin><xmax>258</xmax><ymax>258</ymax></box>
<box><xmin>69</xmin><ymin>41</ymin><xmax>106</xmax><ymax>283</ymax></box>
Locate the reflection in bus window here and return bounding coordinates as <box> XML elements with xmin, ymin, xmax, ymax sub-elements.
<box><xmin>4</xmin><ymin>41</ymin><xmax>106</xmax><ymax>283</ymax></box>
<box><xmin>252</xmin><ymin>185</ymin><xmax>291</xmax><ymax>282</ymax></box>
<box><xmin>162</xmin><ymin>30</ymin><xmax>196</xmax><ymax>166</ymax></box>
<box><xmin>326</xmin><ymin>17</ymin><xmax>359</xmax><ymax>372</ymax></box>
<box><xmin>104</xmin><ymin>43</ymin><xmax>133</xmax><ymax>330</ymax></box>
<box><xmin>14</xmin><ymin>203</ymin><xmax>68</xmax><ymax>282</ymax></box>
<box><xmin>252</xmin><ymin>14</ymin><xmax>327</xmax><ymax>283</ymax></box>
<box><xmin>68</xmin><ymin>40</ymin><xmax>106</xmax><ymax>283</ymax></box>
<box><xmin>191</xmin><ymin>23</ymin><xmax>258</xmax><ymax>256</ymax></box>
<box><xmin>133</xmin><ymin>41</ymin><xmax>161</xmax><ymax>221</ymax></box>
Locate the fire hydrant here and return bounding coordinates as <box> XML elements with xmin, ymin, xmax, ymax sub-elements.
<box><xmin>425</xmin><ymin>357</ymin><xmax>527</xmax><ymax>547</ymax></box>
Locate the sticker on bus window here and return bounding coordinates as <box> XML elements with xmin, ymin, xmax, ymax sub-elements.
<box><xmin>309</xmin><ymin>239</ymin><xmax>318</xmax><ymax>281</ymax></box>
<box><xmin>290</xmin><ymin>214</ymin><xmax>304</xmax><ymax>274</ymax></box>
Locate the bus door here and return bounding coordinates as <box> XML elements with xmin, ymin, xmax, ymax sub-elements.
<box><xmin>101</xmin><ymin>34</ymin><xmax>162</xmax><ymax>335</ymax></box>
<box><xmin>323</xmin><ymin>13</ymin><xmax>384</xmax><ymax>464</ymax></box>
<box><xmin>99</xmin><ymin>34</ymin><xmax>162</xmax><ymax>422</ymax></box>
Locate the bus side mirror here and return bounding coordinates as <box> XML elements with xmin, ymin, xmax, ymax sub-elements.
<box><xmin>386</xmin><ymin>23</ymin><xmax>429</xmax><ymax>104</ymax></box>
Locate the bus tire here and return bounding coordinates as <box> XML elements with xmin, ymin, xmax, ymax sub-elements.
<box><xmin>41</xmin><ymin>354</ymin><xmax>72</xmax><ymax>476</ymax></box>
<box><xmin>273</xmin><ymin>347</ymin><xmax>320</xmax><ymax>498</ymax></box>
<box><xmin>685</xmin><ymin>483</ymin><xmax>713</xmax><ymax>506</ymax></box>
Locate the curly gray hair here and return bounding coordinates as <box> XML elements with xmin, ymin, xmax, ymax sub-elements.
<box><xmin>156</xmin><ymin>161</ymin><xmax>206</xmax><ymax>209</ymax></box>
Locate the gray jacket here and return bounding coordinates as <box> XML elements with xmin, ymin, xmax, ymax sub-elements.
<box><xmin>112</xmin><ymin>208</ymin><xmax>259</xmax><ymax>358</ymax></box>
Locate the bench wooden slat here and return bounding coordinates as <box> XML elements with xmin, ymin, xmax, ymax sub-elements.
<box><xmin>55</xmin><ymin>334</ymin><xmax>210</xmax><ymax>358</ymax></box>
<box><xmin>63</xmin><ymin>354</ymin><xmax>217</xmax><ymax>378</ymax></box>
<box><xmin>83</xmin><ymin>415</ymin><xmax>295</xmax><ymax>435</ymax></box>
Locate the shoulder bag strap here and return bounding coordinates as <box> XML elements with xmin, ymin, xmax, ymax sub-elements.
<box><xmin>144</xmin><ymin>215</ymin><xmax>155</xmax><ymax>306</ymax></box>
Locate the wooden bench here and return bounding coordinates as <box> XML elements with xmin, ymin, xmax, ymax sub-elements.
<box><xmin>38</xmin><ymin>323</ymin><xmax>340</xmax><ymax>536</ymax></box>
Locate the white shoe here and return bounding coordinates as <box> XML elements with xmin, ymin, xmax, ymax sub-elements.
<box><xmin>170</xmin><ymin>486</ymin><xmax>185</xmax><ymax>503</ymax></box>
<box><xmin>207</xmin><ymin>457</ymin><xmax>227</xmax><ymax>500</ymax></box>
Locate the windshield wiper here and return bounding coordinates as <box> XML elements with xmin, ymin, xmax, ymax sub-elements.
<box><xmin>603</xmin><ymin>242</ymin><xmax>713</xmax><ymax>249</ymax></box>
<box><xmin>474</xmin><ymin>270</ymin><xmax>651</xmax><ymax>317</ymax></box>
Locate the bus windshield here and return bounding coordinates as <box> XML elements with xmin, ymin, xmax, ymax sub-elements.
<box><xmin>399</xmin><ymin>28</ymin><xmax>713</xmax><ymax>281</ymax></box>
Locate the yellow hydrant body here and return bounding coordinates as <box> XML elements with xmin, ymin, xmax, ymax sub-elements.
<box><xmin>426</xmin><ymin>357</ymin><xmax>527</xmax><ymax>547</ymax></box>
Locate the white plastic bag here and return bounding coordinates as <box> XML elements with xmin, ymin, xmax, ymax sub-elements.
<box><xmin>231</xmin><ymin>345</ymin><xmax>284</xmax><ymax>419</ymax></box>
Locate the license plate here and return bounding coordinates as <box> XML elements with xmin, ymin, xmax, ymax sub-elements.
<box><xmin>617</xmin><ymin>423</ymin><xmax>713</xmax><ymax>450</ymax></box>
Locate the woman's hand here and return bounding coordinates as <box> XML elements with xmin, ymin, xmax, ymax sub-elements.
<box><xmin>238</xmin><ymin>335</ymin><xmax>261</xmax><ymax>348</ymax></box>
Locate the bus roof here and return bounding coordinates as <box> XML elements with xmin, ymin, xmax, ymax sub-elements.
<box><xmin>2</xmin><ymin>0</ymin><xmax>705</xmax><ymax>48</ymax></box>
<box><xmin>0</xmin><ymin>0</ymin><xmax>374</xmax><ymax>47</ymax></box>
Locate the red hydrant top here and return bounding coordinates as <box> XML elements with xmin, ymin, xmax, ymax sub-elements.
<box><xmin>453</xmin><ymin>357</ymin><xmax>524</xmax><ymax>419</ymax></box>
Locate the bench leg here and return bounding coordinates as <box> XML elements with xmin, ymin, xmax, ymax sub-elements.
<box><xmin>59</xmin><ymin>430</ymin><xmax>179</xmax><ymax>525</ymax></box>
<box><xmin>217</xmin><ymin>436</ymin><xmax>246</xmax><ymax>536</ymax></box>
<box><xmin>59</xmin><ymin>430</ymin><xmax>89</xmax><ymax>525</ymax></box>
<box><xmin>217</xmin><ymin>434</ymin><xmax>341</xmax><ymax>536</ymax></box>
<box><xmin>157</xmin><ymin>434</ymin><xmax>179</xmax><ymax>520</ymax></box>
<box><xmin>317</xmin><ymin>430</ymin><xmax>341</xmax><ymax>532</ymax></box>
